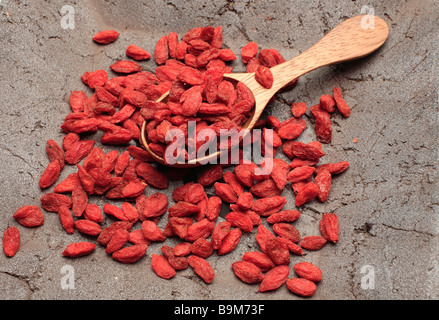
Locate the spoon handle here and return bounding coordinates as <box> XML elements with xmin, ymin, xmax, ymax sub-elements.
<box><xmin>270</xmin><ymin>15</ymin><xmax>389</xmax><ymax>91</ymax></box>
<box><xmin>226</xmin><ymin>15</ymin><xmax>389</xmax><ymax>99</ymax></box>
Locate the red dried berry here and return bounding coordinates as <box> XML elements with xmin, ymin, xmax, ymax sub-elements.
<box><xmin>187</xmin><ymin>255</ymin><xmax>215</xmax><ymax>284</ymax></box>
<box><xmin>105</xmin><ymin>229</ymin><xmax>130</xmax><ymax>254</ymax></box>
<box><xmin>13</xmin><ymin>205</ymin><xmax>44</xmax><ymax>228</ymax></box>
<box><xmin>286</xmin><ymin>278</ymin><xmax>317</xmax><ymax>297</ymax></box>
<box><xmin>258</xmin><ymin>265</ymin><xmax>289</xmax><ymax>293</ymax></box>
<box><xmin>74</xmin><ymin>219</ymin><xmax>101</xmax><ymax>236</ymax></box>
<box><xmin>217</xmin><ymin>227</ymin><xmax>242</xmax><ymax>255</ymax></box>
<box><xmin>241</xmin><ymin>42</ymin><xmax>258</xmax><ymax>64</ymax></box>
<box><xmin>232</xmin><ymin>261</ymin><xmax>264</xmax><ymax>284</ymax></box>
<box><xmin>315</xmin><ymin>169</ymin><xmax>332</xmax><ymax>202</ymax></box>
<box><xmin>319</xmin><ymin>213</ymin><xmax>339</xmax><ymax>243</ymax></box>
<box><xmin>272</xmin><ymin>223</ymin><xmax>301</xmax><ymax>243</ymax></box>
<box><xmin>126</xmin><ymin>44</ymin><xmax>151</xmax><ymax>60</ymax></box>
<box><xmin>242</xmin><ymin>251</ymin><xmax>275</xmax><ymax>272</ymax></box>
<box><xmin>62</xmin><ymin>242</ymin><xmax>96</xmax><ymax>258</ymax></box>
<box><xmin>267</xmin><ymin>210</ymin><xmax>301</xmax><ymax>224</ymax></box>
<box><xmin>2</xmin><ymin>226</ymin><xmax>20</xmax><ymax>257</ymax></box>
<box><xmin>294</xmin><ymin>262</ymin><xmax>322</xmax><ymax>282</ymax></box>
<box><xmin>136</xmin><ymin>163</ymin><xmax>169</xmax><ymax>189</ymax></box>
<box><xmin>300</xmin><ymin>236</ymin><xmax>327</xmax><ymax>251</ymax></box>
<box><xmin>255</xmin><ymin>65</ymin><xmax>273</xmax><ymax>89</ymax></box>
<box><xmin>93</xmin><ymin>30</ymin><xmax>120</xmax><ymax>44</ymax></box>
<box><xmin>58</xmin><ymin>206</ymin><xmax>75</xmax><ymax>234</ymax></box>
<box><xmin>190</xmin><ymin>238</ymin><xmax>214</xmax><ymax>259</ymax></box>
<box><xmin>112</xmin><ymin>244</ymin><xmax>148</xmax><ymax>264</ymax></box>
<box><xmin>251</xmin><ymin>196</ymin><xmax>286</xmax><ymax>216</ymax></box>
<box><xmin>225</xmin><ymin>211</ymin><xmax>253</xmax><ymax>233</ymax></box>
<box><xmin>141</xmin><ymin>220</ymin><xmax>166</xmax><ymax>242</ymax></box>
<box><xmin>291</xmin><ymin>102</ymin><xmax>307</xmax><ymax>117</ymax></box>
<box><xmin>39</xmin><ymin>161</ymin><xmax>61</xmax><ymax>189</ymax></box>
<box><xmin>151</xmin><ymin>254</ymin><xmax>176</xmax><ymax>279</ymax></box>
<box><xmin>333</xmin><ymin>86</ymin><xmax>351</xmax><ymax>117</ymax></box>
<box><xmin>110</xmin><ymin>60</ymin><xmax>142</xmax><ymax>74</ymax></box>
<box><xmin>265</xmin><ymin>237</ymin><xmax>290</xmax><ymax>265</ymax></box>
<box><xmin>295</xmin><ymin>182</ymin><xmax>319</xmax><ymax>207</ymax></box>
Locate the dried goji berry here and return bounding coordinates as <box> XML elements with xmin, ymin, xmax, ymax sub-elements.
<box><xmin>154</xmin><ymin>35</ymin><xmax>169</xmax><ymax>65</ymax></box>
<box><xmin>141</xmin><ymin>220</ymin><xmax>166</xmax><ymax>242</ymax></box>
<box><xmin>13</xmin><ymin>205</ymin><xmax>44</xmax><ymax>228</ymax></box>
<box><xmin>250</xmin><ymin>179</ymin><xmax>282</xmax><ymax>198</ymax></box>
<box><xmin>105</xmin><ymin>229</ymin><xmax>129</xmax><ymax>254</ymax></box>
<box><xmin>265</xmin><ymin>237</ymin><xmax>290</xmax><ymax>265</ymax></box>
<box><xmin>187</xmin><ymin>255</ymin><xmax>215</xmax><ymax>284</ymax></box>
<box><xmin>136</xmin><ymin>163</ymin><xmax>169</xmax><ymax>189</ymax></box>
<box><xmin>126</xmin><ymin>44</ymin><xmax>151</xmax><ymax>60</ymax></box>
<box><xmin>242</xmin><ymin>251</ymin><xmax>275</xmax><ymax>272</ymax></box>
<box><xmin>58</xmin><ymin>206</ymin><xmax>75</xmax><ymax>234</ymax></box>
<box><xmin>2</xmin><ymin>226</ymin><xmax>20</xmax><ymax>257</ymax></box>
<box><xmin>294</xmin><ymin>262</ymin><xmax>322</xmax><ymax>282</ymax></box>
<box><xmin>173</xmin><ymin>242</ymin><xmax>192</xmax><ymax>257</ymax></box>
<box><xmin>93</xmin><ymin>30</ymin><xmax>120</xmax><ymax>44</ymax></box>
<box><xmin>300</xmin><ymin>236</ymin><xmax>327</xmax><ymax>251</ymax></box>
<box><xmin>291</xmin><ymin>102</ymin><xmax>307</xmax><ymax>118</ymax></box>
<box><xmin>266</xmin><ymin>210</ymin><xmax>301</xmax><ymax>224</ymax></box>
<box><xmin>217</xmin><ymin>227</ymin><xmax>242</xmax><ymax>255</ymax></box>
<box><xmin>225</xmin><ymin>211</ymin><xmax>253</xmax><ymax>233</ymax></box>
<box><xmin>97</xmin><ymin>221</ymin><xmax>133</xmax><ymax>246</ymax></box>
<box><xmin>74</xmin><ymin>219</ymin><xmax>101</xmax><ymax>236</ymax></box>
<box><xmin>241</xmin><ymin>42</ymin><xmax>259</xmax><ymax>64</ymax></box>
<box><xmin>46</xmin><ymin>139</ymin><xmax>65</xmax><ymax>169</ymax></box>
<box><xmin>39</xmin><ymin>161</ymin><xmax>61</xmax><ymax>189</ymax></box>
<box><xmin>319</xmin><ymin>213</ymin><xmax>339</xmax><ymax>243</ymax></box>
<box><xmin>251</xmin><ymin>196</ymin><xmax>286</xmax><ymax>216</ymax></box>
<box><xmin>272</xmin><ymin>223</ymin><xmax>301</xmax><ymax>243</ymax></box>
<box><xmin>40</xmin><ymin>193</ymin><xmax>72</xmax><ymax>212</ymax></box>
<box><xmin>232</xmin><ymin>261</ymin><xmax>264</xmax><ymax>284</ymax></box>
<box><xmin>295</xmin><ymin>182</ymin><xmax>319</xmax><ymax>207</ymax></box>
<box><xmin>112</xmin><ymin>244</ymin><xmax>147</xmax><ymax>264</ymax></box>
<box><xmin>62</xmin><ymin>242</ymin><xmax>96</xmax><ymax>258</ymax></box>
<box><xmin>64</xmin><ymin>140</ymin><xmax>95</xmax><ymax>164</ymax></box>
<box><xmin>333</xmin><ymin>86</ymin><xmax>351</xmax><ymax>117</ymax></box>
<box><xmin>128</xmin><ymin>229</ymin><xmax>150</xmax><ymax>245</ymax></box>
<box><xmin>314</xmin><ymin>169</ymin><xmax>332</xmax><ymax>202</ymax></box>
<box><xmin>83</xmin><ymin>203</ymin><xmax>104</xmax><ymax>223</ymax></box>
<box><xmin>286</xmin><ymin>277</ymin><xmax>316</xmax><ymax>297</ymax></box>
<box><xmin>258</xmin><ymin>265</ymin><xmax>289</xmax><ymax>292</ymax></box>
<box><xmin>287</xmin><ymin>166</ymin><xmax>315</xmax><ymax>183</ymax></box>
<box><xmin>214</xmin><ymin>182</ymin><xmax>237</xmax><ymax>204</ymax></box>
<box><xmin>191</xmin><ymin>238</ymin><xmax>214</xmax><ymax>258</ymax></box>
<box><xmin>236</xmin><ymin>192</ymin><xmax>253</xmax><ymax>211</ymax></box>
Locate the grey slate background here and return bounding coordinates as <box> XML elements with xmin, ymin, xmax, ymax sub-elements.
<box><xmin>0</xmin><ymin>0</ymin><xmax>437</xmax><ymax>300</ymax></box>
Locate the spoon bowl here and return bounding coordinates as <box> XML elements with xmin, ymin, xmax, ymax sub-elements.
<box><xmin>140</xmin><ymin>15</ymin><xmax>389</xmax><ymax>167</ymax></box>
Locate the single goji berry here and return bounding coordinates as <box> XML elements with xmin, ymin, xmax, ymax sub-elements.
<box><xmin>93</xmin><ymin>30</ymin><xmax>120</xmax><ymax>44</ymax></box>
<box><xmin>62</xmin><ymin>242</ymin><xmax>96</xmax><ymax>258</ymax></box>
<box><xmin>258</xmin><ymin>265</ymin><xmax>289</xmax><ymax>292</ymax></box>
<box><xmin>232</xmin><ymin>261</ymin><xmax>264</xmax><ymax>284</ymax></box>
<box><xmin>319</xmin><ymin>213</ymin><xmax>339</xmax><ymax>243</ymax></box>
<box><xmin>2</xmin><ymin>226</ymin><xmax>20</xmax><ymax>257</ymax></box>
<box><xmin>286</xmin><ymin>277</ymin><xmax>316</xmax><ymax>297</ymax></box>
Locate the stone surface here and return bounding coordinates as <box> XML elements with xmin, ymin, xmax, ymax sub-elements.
<box><xmin>0</xmin><ymin>0</ymin><xmax>438</xmax><ymax>300</ymax></box>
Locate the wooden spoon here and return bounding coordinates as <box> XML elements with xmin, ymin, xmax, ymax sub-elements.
<box><xmin>140</xmin><ymin>15</ymin><xmax>389</xmax><ymax>167</ymax></box>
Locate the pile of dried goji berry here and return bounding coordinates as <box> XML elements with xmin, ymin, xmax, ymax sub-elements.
<box><xmin>2</xmin><ymin>27</ymin><xmax>351</xmax><ymax>298</ymax></box>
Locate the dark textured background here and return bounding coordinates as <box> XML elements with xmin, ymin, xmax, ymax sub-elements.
<box><xmin>0</xmin><ymin>0</ymin><xmax>437</xmax><ymax>299</ymax></box>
